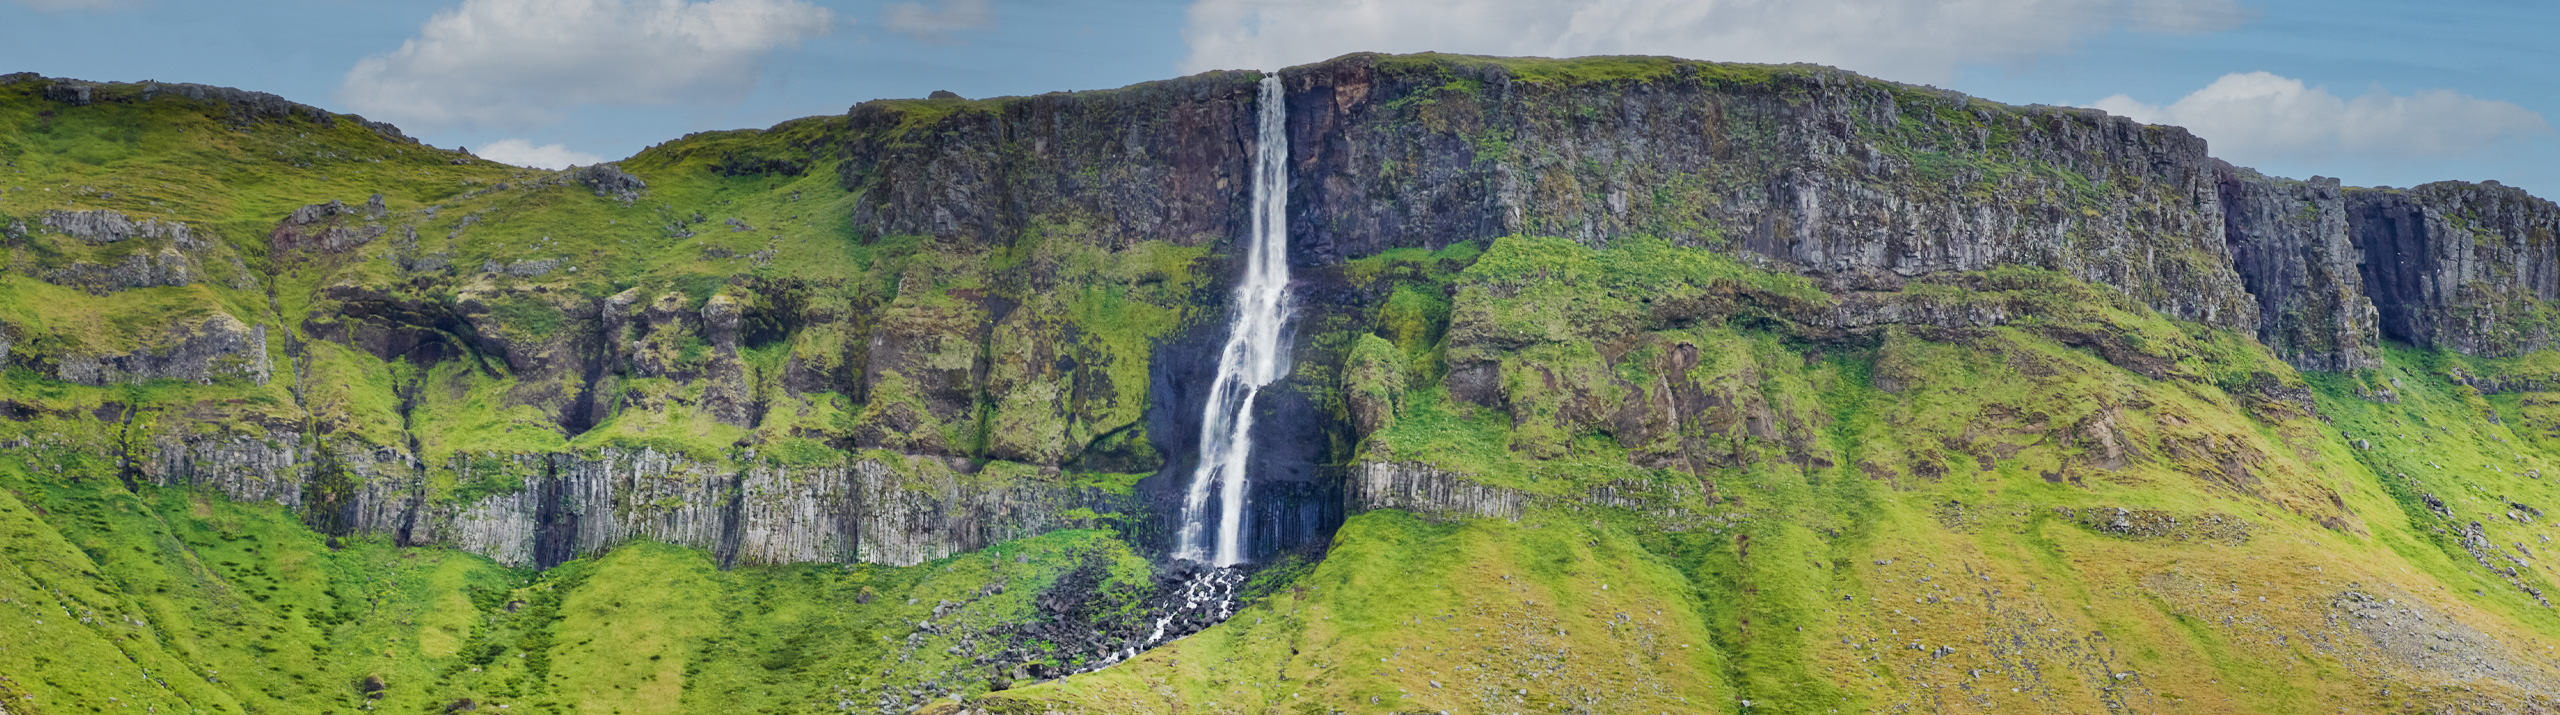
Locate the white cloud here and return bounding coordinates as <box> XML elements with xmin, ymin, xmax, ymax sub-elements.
<box><xmin>884</xmin><ymin>0</ymin><xmax>993</xmax><ymax>43</ymax></box>
<box><xmin>341</xmin><ymin>0</ymin><xmax>835</xmax><ymax>131</ymax></box>
<box><xmin>2094</xmin><ymin>72</ymin><xmax>2550</xmax><ymax>165</ymax></box>
<box><xmin>473</xmin><ymin>139</ymin><xmax>606</xmax><ymax>170</ymax></box>
<box><xmin>1178</xmin><ymin>0</ymin><xmax>2251</xmax><ymax>82</ymax></box>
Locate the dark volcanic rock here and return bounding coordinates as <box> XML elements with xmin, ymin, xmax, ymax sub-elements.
<box><xmin>2350</xmin><ymin>181</ymin><xmax>2560</xmax><ymax>357</ymax></box>
<box><xmin>2217</xmin><ymin>164</ymin><xmax>2382</xmax><ymax>371</ymax></box>
<box><xmin>572</xmin><ymin>163</ymin><xmax>647</xmax><ymax>202</ymax></box>
<box><xmin>1277</xmin><ymin>53</ymin><xmax>2258</xmax><ymax>334</ymax></box>
<box><xmin>840</xmin><ymin>71</ymin><xmax>1263</xmax><ymax>248</ymax></box>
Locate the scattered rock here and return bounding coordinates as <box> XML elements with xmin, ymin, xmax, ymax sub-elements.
<box><xmin>2056</xmin><ymin>506</ymin><xmax>2251</xmax><ymax>544</ymax></box>
<box><xmin>572</xmin><ymin>163</ymin><xmax>647</xmax><ymax>202</ymax></box>
<box><xmin>39</xmin><ymin>208</ymin><xmax>195</xmax><ymax>246</ymax></box>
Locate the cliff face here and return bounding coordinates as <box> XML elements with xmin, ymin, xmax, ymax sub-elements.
<box><xmin>1279</xmin><ymin>54</ymin><xmax>2257</xmax><ymax>332</ymax></box>
<box><xmin>7</xmin><ymin>55</ymin><xmax>2560</xmax><ymax>573</ymax></box>
<box><xmin>9</xmin><ymin>56</ymin><xmax>2560</xmax><ymax>715</ymax></box>
<box><xmin>2351</xmin><ymin>181</ymin><xmax>2560</xmax><ymax>357</ymax></box>
<box><xmin>130</xmin><ymin>431</ymin><xmax>1118</xmax><ymax>568</ymax></box>
<box><xmin>840</xmin><ymin>72</ymin><xmax>1262</xmax><ymax>249</ymax></box>
<box><xmin>2218</xmin><ymin>165</ymin><xmax>2384</xmax><ymax>371</ymax></box>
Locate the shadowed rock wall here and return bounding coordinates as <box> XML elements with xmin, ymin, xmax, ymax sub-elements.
<box><xmin>2350</xmin><ymin>181</ymin><xmax>2560</xmax><ymax>357</ymax></box>
<box><xmin>15</xmin><ymin>54</ymin><xmax>2560</xmax><ymax>573</ymax></box>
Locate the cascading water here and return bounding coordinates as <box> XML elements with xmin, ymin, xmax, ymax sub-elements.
<box><xmin>1070</xmin><ymin>77</ymin><xmax>1289</xmax><ymax>672</ymax></box>
<box><xmin>1174</xmin><ymin>74</ymin><xmax>1293</xmax><ymax>568</ymax></box>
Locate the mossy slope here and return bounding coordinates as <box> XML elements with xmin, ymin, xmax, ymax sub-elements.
<box><xmin>981</xmin><ymin>235</ymin><xmax>2560</xmax><ymax>715</ymax></box>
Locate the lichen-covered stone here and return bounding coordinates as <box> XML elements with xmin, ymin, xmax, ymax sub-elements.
<box><xmin>54</xmin><ymin>313</ymin><xmax>271</xmax><ymax>386</ymax></box>
<box><xmin>571</xmin><ymin>162</ymin><xmax>647</xmax><ymax>202</ymax></box>
<box><xmin>40</xmin><ymin>247</ymin><xmax>195</xmax><ymax>295</ymax></box>
<box><xmin>270</xmin><ymin>199</ymin><xmax>386</xmax><ymax>255</ymax></box>
<box><xmin>40</xmin><ymin>208</ymin><xmax>197</xmax><ymax>246</ymax></box>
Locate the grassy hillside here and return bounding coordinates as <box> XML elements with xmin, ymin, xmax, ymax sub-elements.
<box><xmin>1</xmin><ymin>446</ymin><xmax>1169</xmax><ymax>715</ymax></box>
<box><xmin>981</xmin><ymin>235</ymin><xmax>2560</xmax><ymax>715</ymax></box>
<box><xmin>3</xmin><ymin>58</ymin><xmax>2559</xmax><ymax>715</ymax></box>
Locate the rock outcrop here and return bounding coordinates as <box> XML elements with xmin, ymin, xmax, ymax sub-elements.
<box><xmin>2218</xmin><ymin>166</ymin><xmax>2383</xmax><ymax>371</ymax></box>
<box><xmin>40</xmin><ymin>209</ymin><xmax>197</xmax><ymax>246</ymax></box>
<box><xmin>137</xmin><ymin>430</ymin><xmax>1122</xmax><ymax>568</ymax></box>
<box><xmin>13</xmin><ymin>53</ymin><xmax>2560</xmax><ymax>580</ymax></box>
<box><xmin>1348</xmin><ymin>462</ymin><xmax>1526</xmax><ymax>522</ymax></box>
<box><xmin>2351</xmin><ymin>181</ymin><xmax>2560</xmax><ymax>357</ymax></box>
<box><xmin>16</xmin><ymin>55</ymin><xmax>2560</xmax><ymax>715</ymax></box>
<box><xmin>41</xmin><ymin>247</ymin><xmax>195</xmax><ymax>295</ymax></box>
<box><xmin>52</xmin><ymin>314</ymin><xmax>271</xmax><ymax>386</ymax></box>
<box><xmin>839</xmin><ymin>71</ymin><xmax>1263</xmax><ymax>248</ymax></box>
<box><xmin>1277</xmin><ymin>54</ymin><xmax>2257</xmax><ymax>333</ymax></box>
<box><xmin>271</xmin><ymin>199</ymin><xmax>386</xmax><ymax>255</ymax></box>
<box><xmin>16</xmin><ymin>74</ymin><xmax>420</xmax><ymax>144</ymax></box>
<box><xmin>1347</xmin><ymin>462</ymin><xmax>1714</xmax><ymax>528</ymax></box>
<box><xmin>571</xmin><ymin>163</ymin><xmax>647</xmax><ymax>202</ymax></box>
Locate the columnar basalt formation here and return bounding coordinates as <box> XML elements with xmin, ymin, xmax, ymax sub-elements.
<box><xmin>10</xmin><ymin>56</ymin><xmax>2560</xmax><ymax>715</ymax></box>
<box><xmin>129</xmin><ymin>430</ymin><xmax>1119</xmax><ymax>568</ymax></box>
<box><xmin>7</xmin><ymin>55</ymin><xmax>2560</xmax><ymax>575</ymax></box>
<box><xmin>2349</xmin><ymin>181</ymin><xmax>2560</xmax><ymax>357</ymax></box>
<box><xmin>2218</xmin><ymin>165</ymin><xmax>2384</xmax><ymax>371</ymax></box>
<box><xmin>839</xmin><ymin>71</ymin><xmax>1264</xmax><ymax>249</ymax></box>
<box><xmin>1278</xmin><ymin>54</ymin><xmax>2258</xmax><ymax>334</ymax></box>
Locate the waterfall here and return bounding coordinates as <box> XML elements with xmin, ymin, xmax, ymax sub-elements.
<box><xmin>1174</xmin><ymin>75</ymin><xmax>1293</xmax><ymax>567</ymax></box>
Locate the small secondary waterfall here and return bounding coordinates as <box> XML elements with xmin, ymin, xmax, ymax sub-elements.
<box><xmin>1174</xmin><ymin>75</ymin><xmax>1293</xmax><ymax>567</ymax></box>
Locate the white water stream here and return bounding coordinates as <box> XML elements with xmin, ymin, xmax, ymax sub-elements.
<box><xmin>1174</xmin><ymin>75</ymin><xmax>1293</xmax><ymax>568</ymax></box>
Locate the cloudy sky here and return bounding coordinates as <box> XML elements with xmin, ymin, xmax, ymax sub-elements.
<box><xmin>1</xmin><ymin>0</ymin><xmax>2551</xmax><ymax>195</ymax></box>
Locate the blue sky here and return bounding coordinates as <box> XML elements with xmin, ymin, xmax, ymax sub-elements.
<box><xmin>2</xmin><ymin>0</ymin><xmax>2551</xmax><ymax>197</ymax></box>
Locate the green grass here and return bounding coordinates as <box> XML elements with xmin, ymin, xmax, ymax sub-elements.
<box><xmin>986</xmin><ymin>311</ymin><xmax>2560</xmax><ymax>715</ymax></box>
<box><xmin>970</xmin><ymin>226</ymin><xmax>2560</xmax><ymax>714</ymax></box>
<box><xmin>1371</xmin><ymin>51</ymin><xmax>1789</xmax><ymax>87</ymax></box>
<box><xmin>11</xmin><ymin>59</ymin><xmax>2560</xmax><ymax>715</ymax></box>
<box><xmin>0</xmin><ymin>445</ymin><xmax>1173</xmax><ymax>715</ymax></box>
<box><xmin>996</xmin><ymin>510</ymin><xmax>1732</xmax><ymax>714</ymax></box>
